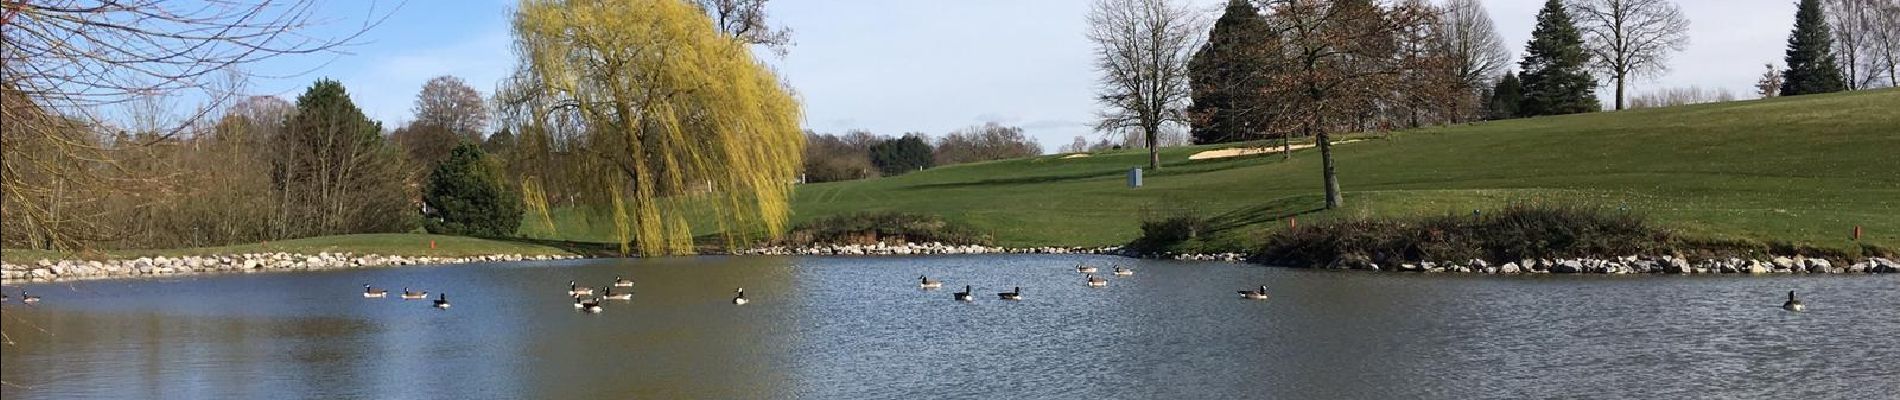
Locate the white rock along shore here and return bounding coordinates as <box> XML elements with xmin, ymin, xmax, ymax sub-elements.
<box><xmin>2</xmin><ymin>252</ymin><xmax>584</xmax><ymax>283</ymax></box>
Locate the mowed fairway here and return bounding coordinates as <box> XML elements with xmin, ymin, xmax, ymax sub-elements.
<box><xmin>785</xmin><ymin>89</ymin><xmax>1900</xmax><ymax>251</ymax></box>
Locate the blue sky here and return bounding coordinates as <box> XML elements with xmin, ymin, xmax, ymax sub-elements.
<box><xmin>247</xmin><ymin>0</ymin><xmax>1799</xmax><ymax>150</ymax></box>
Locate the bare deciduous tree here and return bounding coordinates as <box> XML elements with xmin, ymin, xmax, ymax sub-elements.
<box><xmin>412</xmin><ymin>75</ymin><xmax>489</xmax><ymax>140</ymax></box>
<box><xmin>933</xmin><ymin>123</ymin><xmax>1043</xmax><ymax>166</ymax></box>
<box><xmin>1570</xmin><ymin>0</ymin><xmax>1690</xmax><ymax>110</ymax></box>
<box><xmin>1258</xmin><ymin>0</ymin><xmax>1436</xmax><ymax>209</ymax></box>
<box><xmin>1</xmin><ymin>0</ymin><xmax>386</xmax><ymax>251</ymax></box>
<box><xmin>1435</xmin><ymin>0</ymin><xmax>1512</xmax><ymax>92</ymax></box>
<box><xmin>1627</xmin><ymin>86</ymin><xmax>1735</xmax><ymax>108</ymax></box>
<box><xmin>1088</xmin><ymin>0</ymin><xmax>1206</xmax><ymax>170</ymax></box>
<box><xmin>1878</xmin><ymin>2</ymin><xmax>1900</xmax><ymax>85</ymax></box>
<box><xmin>695</xmin><ymin>0</ymin><xmax>793</xmax><ymax>54</ymax></box>
<box><xmin>1828</xmin><ymin>0</ymin><xmax>1900</xmax><ymax>88</ymax></box>
<box><xmin>1757</xmin><ymin>63</ymin><xmax>1784</xmax><ymax>98</ymax></box>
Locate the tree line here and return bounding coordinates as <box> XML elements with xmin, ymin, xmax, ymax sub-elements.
<box><xmin>801</xmin><ymin>123</ymin><xmax>1044</xmax><ymax>183</ymax></box>
<box><xmin>1094</xmin><ymin>0</ymin><xmax>1898</xmax><ymax>210</ymax></box>
<box><xmin>3</xmin><ymin>0</ymin><xmax>803</xmax><ymax>255</ymax></box>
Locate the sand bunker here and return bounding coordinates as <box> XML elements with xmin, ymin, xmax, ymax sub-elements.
<box><xmin>1188</xmin><ymin>140</ymin><xmax>1365</xmax><ymax>160</ymax></box>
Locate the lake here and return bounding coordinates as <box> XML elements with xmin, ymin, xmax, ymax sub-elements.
<box><xmin>2</xmin><ymin>255</ymin><xmax>1896</xmax><ymax>399</ymax></box>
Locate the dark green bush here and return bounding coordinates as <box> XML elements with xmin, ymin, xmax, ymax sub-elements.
<box><xmin>423</xmin><ymin>143</ymin><xmax>522</xmax><ymax>237</ymax></box>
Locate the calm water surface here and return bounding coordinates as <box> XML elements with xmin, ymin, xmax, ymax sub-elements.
<box><xmin>2</xmin><ymin>255</ymin><xmax>1897</xmax><ymax>399</ymax></box>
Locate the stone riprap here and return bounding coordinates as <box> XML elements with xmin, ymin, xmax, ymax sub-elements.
<box><xmin>733</xmin><ymin>242</ymin><xmax>1122</xmax><ymax>256</ymax></box>
<box><xmin>1306</xmin><ymin>254</ymin><xmax>1899</xmax><ymax>275</ymax></box>
<box><xmin>2</xmin><ymin>252</ymin><xmax>584</xmax><ymax>283</ymax></box>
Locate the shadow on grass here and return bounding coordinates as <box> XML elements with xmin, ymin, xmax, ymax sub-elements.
<box><xmin>905</xmin><ymin>155</ymin><xmax>1278</xmax><ymax>190</ymax></box>
<box><xmin>1203</xmin><ymin>204</ymin><xmax>1328</xmax><ymax>235</ymax></box>
<box><xmin>482</xmin><ymin>236</ymin><xmax>626</xmax><ymax>258</ymax></box>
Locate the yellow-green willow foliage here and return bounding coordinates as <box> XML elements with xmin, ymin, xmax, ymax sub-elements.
<box><xmin>508</xmin><ymin>0</ymin><xmax>804</xmax><ymax>256</ymax></box>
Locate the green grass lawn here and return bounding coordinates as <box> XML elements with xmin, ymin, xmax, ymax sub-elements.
<box><xmin>2</xmin><ymin>233</ymin><xmax>576</xmax><ymax>264</ymax></box>
<box><xmin>713</xmin><ymin>89</ymin><xmax>1897</xmax><ymax>253</ymax></box>
<box><xmin>31</xmin><ymin>89</ymin><xmax>1889</xmax><ymax>260</ymax></box>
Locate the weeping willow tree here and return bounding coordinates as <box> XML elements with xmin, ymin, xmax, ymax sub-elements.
<box><xmin>505</xmin><ymin>0</ymin><xmax>805</xmax><ymax>256</ymax></box>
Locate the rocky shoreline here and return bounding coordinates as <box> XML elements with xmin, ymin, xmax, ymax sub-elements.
<box><xmin>1301</xmin><ymin>254</ymin><xmax>1900</xmax><ymax>275</ymax></box>
<box><xmin>8</xmin><ymin>243</ymin><xmax>1894</xmax><ymax>284</ymax></box>
<box><xmin>730</xmin><ymin>242</ymin><xmax>1125</xmax><ymax>256</ymax></box>
<box><xmin>1</xmin><ymin>252</ymin><xmax>585</xmax><ymax>283</ymax></box>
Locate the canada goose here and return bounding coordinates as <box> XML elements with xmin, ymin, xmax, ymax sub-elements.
<box><xmin>573</xmin><ymin>294</ymin><xmax>586</xmax><ymax>309</ymax></box>
<box><xmin>433</xmin><ymin>293</ymin><xmax>451</xmax><ymax>309</ymax></box>
<box><xmin>362</xmin><ymin>284</ymin><xmax>388</xmax><ymax>298</ymax></box>
<box><xmin>400</xmin><ymin>287</ymin><xmax>428</xmax><ymax>300</ymax></box>
<box><xmin>613</xmin><ymin>276</ymin><xmax>634</xmax><ymax>287</ymax></box>
<box><xmin>20</xmin><ymin>291</ymin><xmax>40</xmax><ymax>304</ymax></box>
<box><xmin>1783</xmin><ymin>291</ymin><xmax>1805</xmax><ymax>312</ymax></box>
<box><xmin>1112</xmin><ymin>266</ymin><xmax>1133</xmax><ymax>276</ymax></box>
<box><xmin>997</xmin><ymin>287</ymin><xmax>1022</xmax><ymax>300</ymax></box>
<box><xmin>1238</xmin><ymin>285</ymin><xmax>1268</xmax><ymax>300</ymax></box>
<box><xmin>918</xmin><ymin>275</ymin><xmax>942</xmax><ymax>289</ymax></box>
<box><xmin>601</xmin><ymin>286</ymin><xmax>633</xmax><ymax>300</ymax></box>
<box><xmin>1085</xmin><ymin>274</ymin><xmax>1108</xmax><ymax>287</ymax></box>
<box><xmin>568</xmin><ymin>281</ymin><xmax>594</xmax><ymax>296</ymax></box>
<box><xmin>732</xmin><ymin>288</ymin><xmax>749</xmax><ymax>305</ymax></box>
<box><xmin>579</xmin><ymin>296</ymin><xmax>603</xmax><ymax>313</ymax></box>
<box><xmin>954</xmin><ymin>285</ymin><xmax>974</xmax><ymax>302</ymax></box>
<box><xmin>1076</xmin><ymin>264</ymin><xmax>1098</xmax><ymax>273</ymax></box>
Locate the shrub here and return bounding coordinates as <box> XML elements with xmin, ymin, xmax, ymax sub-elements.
<box><xmin>803</xmin><ymin>131</ymin><xmax>880</xmax><ymax>183</ymax></box>
<box><xmin>423</xmin><ymin>143</ymin><xmax>523</xmax><ymax>237</ymax></box>
<box><xmin>783</xmin><ymin>212</ymin><xmax>990</xmax><ymax>246</ymax></box>
<box><xmin>868</xmin><ymin>134</ymin><xmax>934</xmax><ymax>176</ymax></box>
<box><xmin>1255</xmin><ymin>203</ymin><xmax>1678</xmax><ymax>267</ymax></box>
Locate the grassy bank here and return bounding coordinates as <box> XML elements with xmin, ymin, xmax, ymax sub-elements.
<box><xmin>1</xmin><ymin>234</ymin><xmax>578</xmax><ymax>264</ymax></box>
<box><xmin>759</xmin><ymin>89</ymin><xmax>1895</xmax><ymax>254</ymax></box>
<box><xmin>20</xmin><ymin>90</ymin><xmax>1894</xmax><ymax>260</ymax></box>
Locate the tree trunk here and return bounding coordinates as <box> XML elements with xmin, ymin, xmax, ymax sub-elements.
<box><xmin>1281</xmin><ymin>133</ymin><xmax>1290</xmax><ymax>160</ymax></box>
<box><xmin>1614</xmin><ymin>73</ymin><xmax>1627</xmax><ymax>110</ymax></box>
<box><xmin>1314</xmin><ymin>124</ymin><xmax>1340</xmax><ymax>210</ymax></box>
<box><xmin>1145</xmin><ymin>122</ymin><xmax>1161</xmax><ymax>170</ymax></box>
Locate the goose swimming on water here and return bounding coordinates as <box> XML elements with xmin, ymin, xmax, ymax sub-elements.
<box><xmin>997</xmin><ymin>287</ymin><xmax>1022</xmax><ymax>300</ymax></box>
<box><xmin>1076</xmin><ymin>264</ymin><xmax>1098</xmax><ymax>273</ymax></box>
<box><xmin>578</xmin><ymin>296</ymin><xmax>603</xmax><ymax>313</ymax></box>
<box><xmin>1112</xmin><ymin>266</ymin><xmax>1133</xmax><ymax>276</ymax></box>
<box><xmin>1085</xmin><ymin>274</ymin><xmax>1108</xmax><ymax>287</ymax></box>
<box><xmin>362</xmin><ymin>284</ymin><xmax>388</xmax><ymax>298</ymax></box>
<box><xmin>20</xmin><ymin>291</ymin><xmax>39</xmax><ymax>304</ymax></box>
<box><xmin>918</xmin><ymin>275</ymin><xmax>943</xmax><ymax>289</ymax></box>
<box><xmin>613</xmin><ymin>276</ymin><xmax>634</xmax><ymax>287</ymax></box>
<box><xmin>400</xmin><ymin>287</ymin><xmax>428</xmax><ymax>300</ymax></box>
<box><xmin>1782</xmin><ymin>291</ymin><xmax>1805</xmax><ymax>312</ymax></box>
<box><xmin>433</xmin><ymin>293</ymin><xmax>451</xmax><ymax>309</ymax></box>
<box><xmin>732</xmin><ymin>287</ymin><xmax>749</xmax><ymax>305</ymax></box>
<box><xmin>1238</xmin><ymin>285</ymin><xmax>1269</xmax><ymax>300</ymax></box>
<box><xmin>601</xmin><ymin>286</ymin><xmax>633</xmax><ymax>300</ymax></box>
<box><xmin>954</xmin><ymin>285</ymin><xmax>974</xmax><ymax>302</ymax></box>
<box><xmin>567</xmin><ymin>281</ymin><xmax>593</xmax><ymax>296</ymax></box>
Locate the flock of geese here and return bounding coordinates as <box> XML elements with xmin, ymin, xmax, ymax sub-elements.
<box><xmin>0</xmin><ymin>268</ymin><xmax>1813</xmax><ymax>313</ymax></box>
<box><xmin>358</xmin><ymin>275</ymin><xmax>641</xmax><ymax>312</ymax></box>
<box><xmin>360</xmin><ymin>284</ymin><xmax>451</xmax><ymax>309</ymax></box>
<box><xmin>917</xmin><ymin>263</ymin><xmax>1273</xmax><ymax>303</ymax></box>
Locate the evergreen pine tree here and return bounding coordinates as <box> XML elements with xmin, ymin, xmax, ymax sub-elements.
<box><xmin>1187</xmin><ymin>0</ymin><xmax>1277</xmax><ymax>145</ymax></box>
<box><xmin>424</xmin><ymin>143</ymin><xmax>523</xmax><ymax>237</ymax></box>
<box><xmin>1779</xmin><ymin>0</ymin><xmax>1846</xmax><ymax>96</ymax></box>
<box><xmin>1516</xmin><ymin>0</ymin><xmax>1598</xmax><ymax>116</ymax></box>
<box><xmin>1486</xmin><ymin>72</ymin><xmax>1523</xmax><ymax>120</ymax></box>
